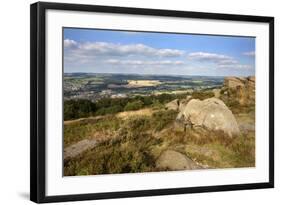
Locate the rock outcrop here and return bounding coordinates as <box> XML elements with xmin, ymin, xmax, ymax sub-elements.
<box><xmin>177</xmin><ymin>98</ymin><xmax>240</xmax><ymax>137</ymax></box>
<box><xmin>222</xmin><ymin>76</ymin><xmax>255</xmax><ymax>105</ymax></box>
<box><xmin>156</xmin><ymin>150</ymin><xmax>200</xmax><ymax>170</ymax></box>
<box><xmin>224</xmin><ymin>77</ymin><xmax>247</xmax><ymax>88</ymax></box>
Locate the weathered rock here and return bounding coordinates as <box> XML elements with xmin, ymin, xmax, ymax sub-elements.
<box><xmin>222</xmin><ymin>76</ymin><xmax>255</xmax><ymax>105</ymax></box>
<box><xmin>179</xmin><ymin>95</ymin><xmax>192</xmax><ymax>112</ymax></box>
<box><xmin>156</xmin><ymin>150</ymin><xmax>199</xmax><ymax>170</ymax></box>
<box><xmin>177</xmin><ymin>98</ymin><xmax>240</xmax><ymax>137</ymax></box>
<box><xmin>165</xmin><ymin>99</ymin><xmax>179</xmax><ymax>111</ymax></box>
<box><xmin>224</xmin><ymin>77</ymin><xmax>246</xmax><ymax>89</ymax></box>
<box><xmin>179</xmin><ymin>101</ymin><xmax>187</xmax><ymax>113</ymax></box>
<box><xmin>246</xmin><ymin>76</ymin><xmax>255</xmax><ymax>100</ymax></box>
<box><xmin>64</xmin><ymin>139</ymin><xmax>97</xmax><ymax>160</ymax></box>
<box><xmin>212</xmin><ymin>88</ymin><xmax>221</xmax><ymax>98</ymax></box>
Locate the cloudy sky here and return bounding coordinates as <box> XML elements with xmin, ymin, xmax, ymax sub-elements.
<box><xmin>64</xmin><ymin>28</ymin><xmax>255</xmax><ymax>76</ymax></box>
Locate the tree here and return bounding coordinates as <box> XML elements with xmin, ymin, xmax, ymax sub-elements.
<box><xmin>64</xmin><ymin>99</ymin><xmax>96</xmax><ymax>120</ymax></box>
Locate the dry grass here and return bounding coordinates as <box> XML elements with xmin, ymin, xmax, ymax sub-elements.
<box><xmin>64</xmin><ymin>108</ymin><xmax>255</xmax><ymax>176</ymax></box>
<box><xmin>157</xmin><ymin>126</ymin><xmax>255</xmax><ymax>169</ymax></box>
<box><xmin>64</xmin><ymin>115</ymin><xmax>122</xmax><ymax>147</ymax></box>
<box><xmin>116</xmin><ymin>108</ymin><xmax>154</xmax><ymax>120</ymax></box>
<box><xmin>64</xmin><ymin>92</ymin><xmax>256</xmax><ymax>176</ymax></box>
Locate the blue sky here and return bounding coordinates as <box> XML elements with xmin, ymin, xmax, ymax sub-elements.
<box><xmin>64</xmin><ymin>28</ymin><xmax>255</xmax><ymax>76</ymax></box>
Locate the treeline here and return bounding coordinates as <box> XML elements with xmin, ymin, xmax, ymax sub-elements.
<box><xmin>64</xmin><ymin>93</ymin><xmax>187</xmax><ymax>120</ymax></box>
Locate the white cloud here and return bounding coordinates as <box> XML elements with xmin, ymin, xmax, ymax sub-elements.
<box><xmin>188</xmin><ymin>52</ymin><xmax>252</xmax><ymax>70</ymax></box>
<box><xmin>218</xmin><ymin>64</ymin><xmax>252</xmax><ymax>69</ymax></box>
<box><xmin>217</xmin><ymin>59</ymin><xmax>238</xmax><ymax>65</ymax></box>
<box><xmin>188</xmin><ymin>52</ymin><xmax>234</xmax><ymax>63</ymax></box>
<box><xmin>64</xmin><ymin>40</ymin><xmax>187</xmax><ymax>74</ymax></box>
<box><xmin>64</xmin><ymin>40</ymin><xmax>254</xmax><ymax>75</ymax></box>
<box><xmin>64</xmin><ymin>39</ymin><xmax>78</xmax><ymax>48</ymax></box>
<box><xmin>106</xmin><ymin>59</ymin><xmax>184</xmax><ymax>66</ymax></box>
<box><xmin>64</xmin><ymin>39</ymin><xmax>184</xmax><ymax>58</ymax></box>
<box><xmin>243</xmin><ymin>51</ymin><xmax>255</xmax><ymax>57</ymax></box>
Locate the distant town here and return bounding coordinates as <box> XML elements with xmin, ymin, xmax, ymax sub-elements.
<box><xmin>64</xmin><ymin>73</ymin><xmax>224</xmax><ymax>102</ymax></box>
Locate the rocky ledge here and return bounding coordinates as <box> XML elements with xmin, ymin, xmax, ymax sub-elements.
<box><xmin>221</xmin><ymin>76</ymin><xmax>255</xmax><ymax>105</ymax></box>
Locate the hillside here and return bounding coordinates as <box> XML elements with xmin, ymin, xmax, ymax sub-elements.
<box><xmin>63</xmin><ymin>76</ymin><xmax>255</xmax><ymax>176</ymax></box>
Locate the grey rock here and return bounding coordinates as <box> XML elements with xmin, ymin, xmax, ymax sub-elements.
<box><xmin>178</xmin><ymin>98</ymin><xmax>240</xmax><ymax>137</ymax></box>
<box><xmin>64</xmin><ymin>139</ymin><xmax>97</xmax><ymax>160</ymax></box>
<box><xmin>156</xmin><ymin>150</ymin><xmax>200</xmax><ymax>170</ymax></box>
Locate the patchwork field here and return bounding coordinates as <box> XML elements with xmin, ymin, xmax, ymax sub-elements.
<box><xmin>126</xmin><ymin>80</ymin><xmax>162</xmax><ymax>87</ymax></box>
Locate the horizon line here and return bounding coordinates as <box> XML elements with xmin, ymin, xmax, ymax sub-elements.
<box><xmin>63</xmin><ymin>72</ymin><xmax>254</xmax><ymax>77</ymax></box>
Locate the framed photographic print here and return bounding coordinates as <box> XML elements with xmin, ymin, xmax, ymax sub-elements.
<box><xmin>30</xmin><ymin>2</ymin><xmax>274</xmax><ymax>203</ymax></box>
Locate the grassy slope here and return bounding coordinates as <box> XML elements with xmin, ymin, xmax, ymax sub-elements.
<box><xmin>64</xmin><ymin>92</ymin><xmax>255</xmax><ymax>176</ymax></box>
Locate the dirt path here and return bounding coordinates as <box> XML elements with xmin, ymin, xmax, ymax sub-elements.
<box><xmin>116</xmin><ymin>108</ymin><xmax>154</xmax><ymax>120</ymax></box>
<box><xmin>64</xmin><ymin>115</ymin><xmax>105</xmax><ymax>125</ymax></box>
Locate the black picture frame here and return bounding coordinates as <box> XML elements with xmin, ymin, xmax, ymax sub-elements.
<box><xmin>30</xmin><ymin>2</ymin><xmax>274</xmax><ymax>203</ymax></box>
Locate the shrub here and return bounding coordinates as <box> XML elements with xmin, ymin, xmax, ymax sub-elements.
<box><xmin>64</xmin><ymin>93</ymin><xmax>184</xmax><ymax>120</ymax></box>
<box><xmin>151</xmin><ymin>110</ymin><xmax>178</xmax><ymax>131</ymax></box>
<box><xmin>121</xmin><ymin>117</ymin><xmax>151</xmax><ymax>137</ymax></box>
<box><xmin>192</xmin><ymin>91</ymin><xmax>214</xmax><ymax>100</ymax></box>
<box><xmin>95</xmin><ymin>105</ymin><xmax>123</xmax><ymax>115</ymax></box>
<box><xmin>124</xmin><ymin>100</ymin><xmax>144</xmax><ymax>111</ymax></box>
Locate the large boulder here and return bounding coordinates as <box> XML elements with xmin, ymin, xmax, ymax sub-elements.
<box><xmin>156</xmin><ymin>150</ymin><xmax>199</xmax><ymax>170</ymax></box>
<box><xmin>177</xmin><ymin>98</ymin><xmax>240</xmax><ymax>137</ymax></box>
